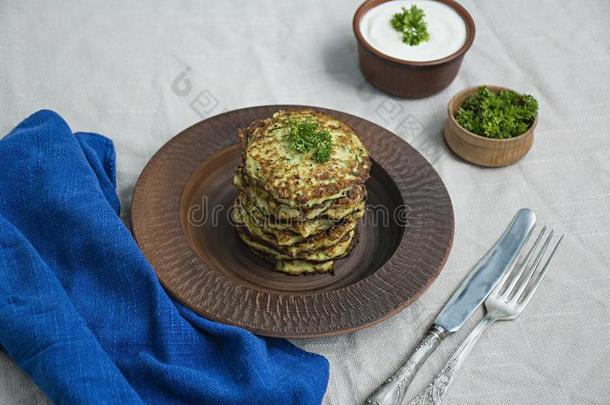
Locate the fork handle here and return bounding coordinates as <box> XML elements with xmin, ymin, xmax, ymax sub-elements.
<box><xmin>409</xmin><ymin>315</ymin><xmax>495</xmax><ymax>405</ymax></box>
<box><xmin>366</xmin><ymin>325</ymin><xmax>446</xmax><ymax>405</ymax></box>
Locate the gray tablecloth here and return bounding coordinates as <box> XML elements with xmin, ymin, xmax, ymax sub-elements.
<box><xmin>1</xmin><ymin>1</ymin><xmax>609</xmax><ymax>404</ymax></box>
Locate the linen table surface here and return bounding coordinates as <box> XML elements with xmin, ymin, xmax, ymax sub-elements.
<box><xmin>1</xmin><ymin>1</ymin><xmax>609</xmax><ymax>404</ymax></box>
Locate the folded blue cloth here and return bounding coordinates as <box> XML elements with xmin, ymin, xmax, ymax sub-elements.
<box><xmin>0</xmin><ymin>110</ymin><xmax>329</xmax><ymax>404</ymax></box>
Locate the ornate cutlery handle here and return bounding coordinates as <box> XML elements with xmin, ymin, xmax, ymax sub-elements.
<box><xmin>366</xmin><ymin>326</ymin><xmax>446</xmax><ymax>405</ymax></box>
<box><xmin>409</xmin><ymin>315</ymin><xmax>495</xmax><ymax>405</ymax></box>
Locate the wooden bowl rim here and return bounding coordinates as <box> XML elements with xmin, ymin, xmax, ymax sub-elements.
<box><xmin>352</xmin><ymin>0</ymin><xmax>476</xmax><ymax>67</ymax></box>
<box><xmin>447</xmin><ymin>85</ymin><xmax>539</xmax><ymax>144</ymax></box>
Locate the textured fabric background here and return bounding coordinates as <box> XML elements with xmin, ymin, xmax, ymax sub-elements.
<box><xmin>1</xmin><ymin>0</ymin><xmax>609</xmax><ymax>404</ymax></box>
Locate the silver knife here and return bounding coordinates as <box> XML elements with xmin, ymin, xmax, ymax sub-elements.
<box><xmin>365</xmin><ymin>208</ymin><xmax>537</xmax><ymax>405</ymax></box>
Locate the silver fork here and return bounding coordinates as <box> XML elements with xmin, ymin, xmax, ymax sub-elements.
<box><xmin>409</xmin><ymin>226</ymin><xmax>564</xmax><ymax>405</ymax></box>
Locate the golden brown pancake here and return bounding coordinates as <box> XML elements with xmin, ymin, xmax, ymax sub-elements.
<box><xmin>238</xmin><ymin>109</ymin><xmax>370</xmax><ymax>207</ymax></box>
<box><xmin>233</xmin><ymin>109</ymin><xmax>370</xmax><ymax>275</ymax></box>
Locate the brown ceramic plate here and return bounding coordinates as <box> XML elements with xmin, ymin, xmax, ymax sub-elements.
<box><xmin>131</xmin><ymin>105</ymin><xmax>454</xmax><ymax>338</ymax></box>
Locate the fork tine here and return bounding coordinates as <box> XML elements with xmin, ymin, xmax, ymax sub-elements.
<box><xmin>518</xmin><ymin>234</ymin><xmax>564</xmax><ymax>308</ymax></box>
<box><xmin>509</xmin><ymin>229</ymin><xmax>555</xmax><ymax>301</ymax></box>
<box><xmin>493</xmin><ymin>224</ymin><xmax>536</xmax><ymax>293</ymax></box>
<box><xmin>499</xmin><ymin>226</ymin><xmax>547</xmax><ymax>297</ymax></box>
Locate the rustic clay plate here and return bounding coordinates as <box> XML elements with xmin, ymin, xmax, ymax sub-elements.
<box><xmin>131</xmin><ymin>105</ymin><xmax>454</xmax><ymax>338</ymax></box>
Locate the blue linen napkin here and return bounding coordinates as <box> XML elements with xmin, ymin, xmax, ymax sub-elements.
<box><xmin>0</xmin><ymin>110</ymin><xmax>329</xmax><ymax>404</ymax></box>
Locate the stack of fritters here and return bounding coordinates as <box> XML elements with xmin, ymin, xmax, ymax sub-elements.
<box><xmin>232</xmin><ymin>109</ymin><xmax>371</xmax><ymax>275</ymax></box>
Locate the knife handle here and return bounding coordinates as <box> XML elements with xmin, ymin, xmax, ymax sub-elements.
<box><xmin>409</xmin><ymin>315</ymin><xmax>495</xmax><ymax>405</ymax></box>
<box><xmin>366</xmin><ymin>325</ymin><xmax>446</xmax><ymax>405</ymax></box>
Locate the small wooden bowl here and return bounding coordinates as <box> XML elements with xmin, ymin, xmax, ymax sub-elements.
<box><xmin>353</xmin><ymin>0</ymin><xmax>476</xmax><ymax>99</ymax></box>
<box><xmin>444</xmin><ymin>85</ymin><xmax>538</xmax><ymax>167</ymax></box>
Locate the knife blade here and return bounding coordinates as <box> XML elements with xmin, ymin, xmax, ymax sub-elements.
<box><xmin>435</xmin><ymin>208</ymin><xmax>536</xmax><ymax>332</ymax></box>
<box><xmin>366</xmin><ymin>208</ymin><xmax>536</xmax><ymax>405</ymax></box>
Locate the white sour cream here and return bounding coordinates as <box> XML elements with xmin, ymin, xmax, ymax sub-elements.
<box><xmin>360</xmin><ymin>0</ymin><xmax>467</xmax><ymax>62</ymax></box>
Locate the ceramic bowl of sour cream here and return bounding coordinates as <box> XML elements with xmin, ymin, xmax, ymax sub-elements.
<box><xmin>353</xmin><ymin>0</ymin><xmax>475</xmax><ymax>98</ymax></box>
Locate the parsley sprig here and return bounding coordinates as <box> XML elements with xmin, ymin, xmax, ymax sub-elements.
<box><xmin>283</xmin><ymin>118</ymin><xmax>333</xmax><ymax>163</ymax></box>
<box><xmin>391</xmin><ymin>5</ymin><xmax>430</xmax><ymax>46</ymax></box>
<box><xmin>456</xmin><ymin>86</ymin><xmax>539</xmax><ymax>139</ymax></box>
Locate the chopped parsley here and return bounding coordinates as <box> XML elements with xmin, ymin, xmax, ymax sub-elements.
<box><xmin>455</xmin><ymin>86</ymin><xmax>539</xmax><ymax>139</ymax></box>
<box><xmin>283</xmin><ymin>118</ymin><xmax>333</xmax><ymax>163</ymax></box>
<box><xmin>391</xmin><ymin>5</ymin><xmax>430</xmax><ymax>46</ymax></box>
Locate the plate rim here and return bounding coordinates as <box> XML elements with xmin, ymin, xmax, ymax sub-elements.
<box><xmin>131</xmin><ymin>104</ymin><xmax>454</xmax><ymax>338</ymax></box>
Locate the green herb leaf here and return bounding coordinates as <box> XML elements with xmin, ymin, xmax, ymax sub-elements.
<box><xmin>284</xmin><ymin>118</ymin><xmax>333</xmax><ymax>163</ymax></box>
<box><xmin>391</xmin><ymin>5</ymin><xmax>430</xmax><ymax>46</ymax></box>
<box><xmin>455</xmin><ymin>86</ymin><xmax>539</xmax><ymax>139</ymax></box>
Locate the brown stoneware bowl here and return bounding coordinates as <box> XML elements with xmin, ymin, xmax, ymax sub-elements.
<box><xmin>353</xmin><ymin>0</ymin><xmax>475</xmax><ymax>98</ymax></box>
<box><xmin>444</xmin><ymin>85</ymin><xmax>538</xmax><ymax>167</ymax></box>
